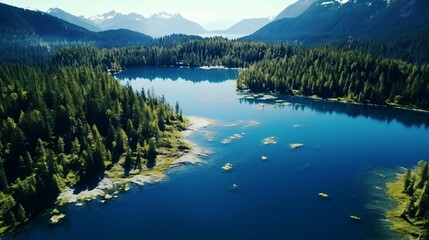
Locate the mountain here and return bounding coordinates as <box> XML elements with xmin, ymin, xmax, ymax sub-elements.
<box><xmin>274</xmin><ymin>0</ymin><xmax>318</xmax><ymax>20</ymax></box>
<box><xmin>88</xmin><ymin>11</ymin><xmax>207</xmax><ymax>37</ymax></box>
<box><xmin>0</xmin><ymin>3</ymin><xmax>152</xmax><ymax>49</ymax></box>
<box><xmin>245</xmin><ymin>0</ymin><xmax>429</xmax><ymax>44</ymax></box>
<box><xmin>211</xmin><ymin>18</ymin><xmax>271</xmax><ymax>35</ymax></box>
<box><xmin>46</xmin><ymin>8</ymin><xmax>102</xmax><ymax>32</ymax></box>
<box><xmin>88</xmin><ymin>11</ymin><xmax>150</xmax><ymax>34</ymax></box>
<box><xmin>145</xmin><ymin>12</ymin><xmax>207</xmax><ymax>37</ymax></box>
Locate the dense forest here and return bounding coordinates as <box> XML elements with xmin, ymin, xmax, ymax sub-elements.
<box><xmin>387</xmin><ymin>161</ymin><xmax>429</xmax><ymax>238</ymax></box>
<box><xmin>237</xmin><ymin>48</ymin><xmax>429</xmax><ymax>110</ymax></box>
<box><xmin>0</xmin><ymin>62</ymin><xmax>185</xmax><ymax>233</ymax></box>
<box><xmin>49</xmin><ymin>37</ymin><xmax>293</xmax><ymax>70</ymax></box>
<box><xmin>331</xmin><ymin>27</ymin><xmax>429</xmax><ymax>65</ymax></box>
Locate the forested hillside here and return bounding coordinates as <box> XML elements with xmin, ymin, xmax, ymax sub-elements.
<box><xmin>0</xmin><ymin>62</ymin><xmax>185</xmax><ymax>234</ymax></box>
<box><xmin>332</xmin><ymin>27</ymin><xmax>429</xmax><ymax>65</ymax></box>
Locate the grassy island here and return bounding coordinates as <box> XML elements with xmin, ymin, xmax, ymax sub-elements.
<box><xmin>386</xmin><ymin>161</ymin><xmax>429</xmax><ymax>239</ymax></box>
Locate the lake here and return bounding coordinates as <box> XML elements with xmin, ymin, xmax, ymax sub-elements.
<box><xmin>6</xmin><ymin>67</ymin><xmax>429</xmax><ymax>240</ymax></box>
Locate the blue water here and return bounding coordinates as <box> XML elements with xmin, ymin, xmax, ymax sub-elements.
<box><xmin>6</xmin><ymin>67</ymin><xmax>429</xmax><ymax>240</ymax></box>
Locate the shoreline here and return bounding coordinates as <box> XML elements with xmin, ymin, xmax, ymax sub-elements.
<box><xmin>238</xmin><ymin>90</ymin><xmax>429</xmax><ymax>114</ymax></box>
<box><xmin>385</xmin><ymin>168</ymin><xmax>428</xmax><ymax>239</ymax></box>
<box><xmin>56</xmin><ymin>116</ymin><xmax>215</xmax><ymax>205</ymax></box>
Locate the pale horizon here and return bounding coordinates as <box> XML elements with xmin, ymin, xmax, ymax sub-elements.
<box><xmin>0</xmin><ymin>0</ymin><xmax>297</xmax><ymax>30</ymax></box>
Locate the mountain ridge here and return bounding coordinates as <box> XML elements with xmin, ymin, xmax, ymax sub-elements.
<box><xmin>273</xmin><ymin>0</ymin><xmax>318</xmax><ymax>20</ymax></box>
<box><xmin>47</xmin><ymin>8</ymin><xmax>102</xmax><ymax>32</ymax></box>
<box><xmin>0</xmin><ymin>3</ymin><xmax>152</xmax><ymax>50</ymax></box>
<box><xmin>86</xmin><ymin>10</ymin><xmax>207</xmax><ymax>37</ymax></box>
<box><xmin>245</xmin><ymin>0</ymin><xmax>429</xmax><ymax>44</ymax></box>
<box><xmin>210</xmin><ymin>18</ymin><xmax>271</xmax><ymax>35</ymax></box>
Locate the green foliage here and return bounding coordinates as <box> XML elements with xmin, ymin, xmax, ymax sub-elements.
<box><xmin>237</xmin><ymin>47</ymin><xmax>429</xmax><ymax>110</ymax></box>
<box><xmin>331</xmin><ymin>27</ymin><xmax>429</xmax><ymax>65</ymax></box>
<box><xmin>399</xmin><ymin>161</ymin><xmax>429</xmax><ymax>234</ymax></box>
<box><xmin>50</xmin><ymin>38</ymin><xmax>294</xmax><ymax>69</ymax></box>
<box><xmin>0</xmin><ymin>58</ymin><xmax>184</xmax><ymax>233</ymax></box>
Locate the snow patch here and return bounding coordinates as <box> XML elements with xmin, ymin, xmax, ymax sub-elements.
<box><xmin>152</xmin><ymin>12</ymin><xmax>178</xmax><ymax>19</ymax></box>
<box><xmin>335</xmin><ymin>0</ymin><xmax>350</xmax><ymax>4</ymax></box>
<box><xmin>89</xmin><ymin>11</ymin><xmax>117</xmax><ymax>23</ymax></box>
<box><xmin>24</xmin><ymin>7</ymin><xmax>40</xmax><ymax>12</ymax></box>
<box><xmin>321</xmin><ymin>0</ymin><xmax>349</xmax><ymax>6</ymax></box>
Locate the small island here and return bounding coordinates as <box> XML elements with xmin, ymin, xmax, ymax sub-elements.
<box><xmin>222</xmin><ymin>163</ymin><xmax>233</xmax><ymax>171</ymax></box>
<box><xmin>386</xmin><ymin>160</ymin><xmax>429</xmax><ymax>239</ymax></box>
<box><xmin>262</xmin><ymin>137</ymin><xmax>277</xmax><ymax>145</ymax></box>
<box><xmin>221</xmin><ymin>134</ymin><xmax>243</xmax><ymax>144</ymax></box>
<box><xmin>290</xmin><ymin>144</ymin><xmax>304</xmax><ymax>149</ymax></box>
<box><xmin>318</xmin><ymin>192</ymin><xmax>329</xmax><ymax>198</ymax></box>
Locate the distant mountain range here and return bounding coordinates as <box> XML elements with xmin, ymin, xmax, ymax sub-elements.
<box><xmin>63</xmin><ymin>10</ymin><xmax>207</xmax><ymax>37</ymax></box>
<box><xmin>0</xmin><ymin>3</ymin><xmax>152</xmax><ymax>48</ymax></box>
<box><xmin>210</xmin><ymin>18</ymin><xmax>271</xmax><ymax>35</ymax></box>
<box><xmin>245</xmin><ymin>0</ymin><xmax>429</xmax><ymax>44</ymax></box>
<box><xmin>46</xmin><ymin>8</ymin><xmax>273</xmax><ymax>37</ymax></box>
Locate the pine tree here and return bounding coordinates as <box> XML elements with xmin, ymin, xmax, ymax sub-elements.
<box><xmin>14</xmin><ymin>203</ymin><xmax>26</xmax><ymax>223</ymax></box>
<box><xmin>0</xmin><ymin>162</ymin><xmax>8</xmax><ymax>191</ymax></box>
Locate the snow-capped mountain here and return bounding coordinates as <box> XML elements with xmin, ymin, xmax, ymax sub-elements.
<box><xmin>246</xmin><ymin>0</ymin><xmax>429</xmax><ymax>44</ymax></box>
<box><xmin>86</xmin><ymin>11</ymin><xmax>206</xmax><ymax>37</ymax></box>
<box><xmin>88</xmin><ymin>11</ymin><xmax>150</xmax><ymax>34</ymax></box>
<box><xmin>88</xmin><ymin>10</ymin><xmax>119</xmax><ymax>24</ymax></box>
<box><xmin>144</xmin><ymin>12</ymin><xmax>207</xmax><ymax>37</ymax></box>
<box><xmin>0</xmin><ymin>3</ymin><xmax>152</xmax><ymax>49</ymax></box>
<box><xmin>151</xmin><ymin>12</ymin><xmax>178</xmax><ymax>19</ymax></box>
<box><xmin>47</xmin><ymin>8</ymin><xmax>101</xmax><ymax>32</ymax></box>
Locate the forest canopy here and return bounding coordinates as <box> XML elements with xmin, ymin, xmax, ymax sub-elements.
<box><xmin>0</xmin><ymin>61</ymin><xmax>185</xmax><ymax>234</ymax></box>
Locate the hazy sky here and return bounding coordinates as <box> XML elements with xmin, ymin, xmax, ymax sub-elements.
<box><xmin>0</xmin><ymin>0</ymin><xmax>297</xmax><ymax>29</ymax></box>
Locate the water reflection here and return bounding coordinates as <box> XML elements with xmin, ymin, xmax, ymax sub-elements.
<box><xmin>239</xmin><ymin>94</ymin><xmax>429</xmax><ymax>129</ymax></box>
<box><xmin>117</xmin><ymin>67</ymin><xmax>238</xmax><ymax>83</ymax></box>
<box><xmin>117</xmin><ymin>67</ymin><xmax>429</xmax><ymax>129</ymax></box>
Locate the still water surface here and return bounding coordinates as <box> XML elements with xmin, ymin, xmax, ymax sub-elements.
<box><xmin>7</xmin><ymin>67</ymin><xmax>429</xmax><ymax>240</ymax></box>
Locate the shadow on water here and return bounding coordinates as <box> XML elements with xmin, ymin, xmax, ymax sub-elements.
<box><xmin>239</xmin><ymin>94</ymin><xmax>429</xmax><ymax>129</ymax></box>
<box><xmin>116</xmin><ymin>66</ymin><xmax>238</xmax><ymax>83</ymax></box>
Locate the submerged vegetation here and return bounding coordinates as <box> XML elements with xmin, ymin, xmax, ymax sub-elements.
<box><xmin>387</xmin><ymin>161</ymin><xmax>429</xmax><ymax>238</ymax></box>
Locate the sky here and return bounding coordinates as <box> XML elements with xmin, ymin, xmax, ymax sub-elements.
<box><xmin>0</xmin><ymin>0</ymin><xmax>297</xmax><ymax>30</ymax></box>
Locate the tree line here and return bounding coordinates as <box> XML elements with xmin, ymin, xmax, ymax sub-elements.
<box><xmin>49</xmin><ymin>37</ymin><xmax>295</xmax><ymax>70</ymax></box>
<box><xmin>237</xmin><ymin>47</ymin><xmax>429</xmax><ymax>110</ymax></box>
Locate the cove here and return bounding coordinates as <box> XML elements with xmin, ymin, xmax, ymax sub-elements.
<box><xmin>5</xmin><ymin>67</ymin><xmax>429</xmax><ymax>240</ymax></box>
